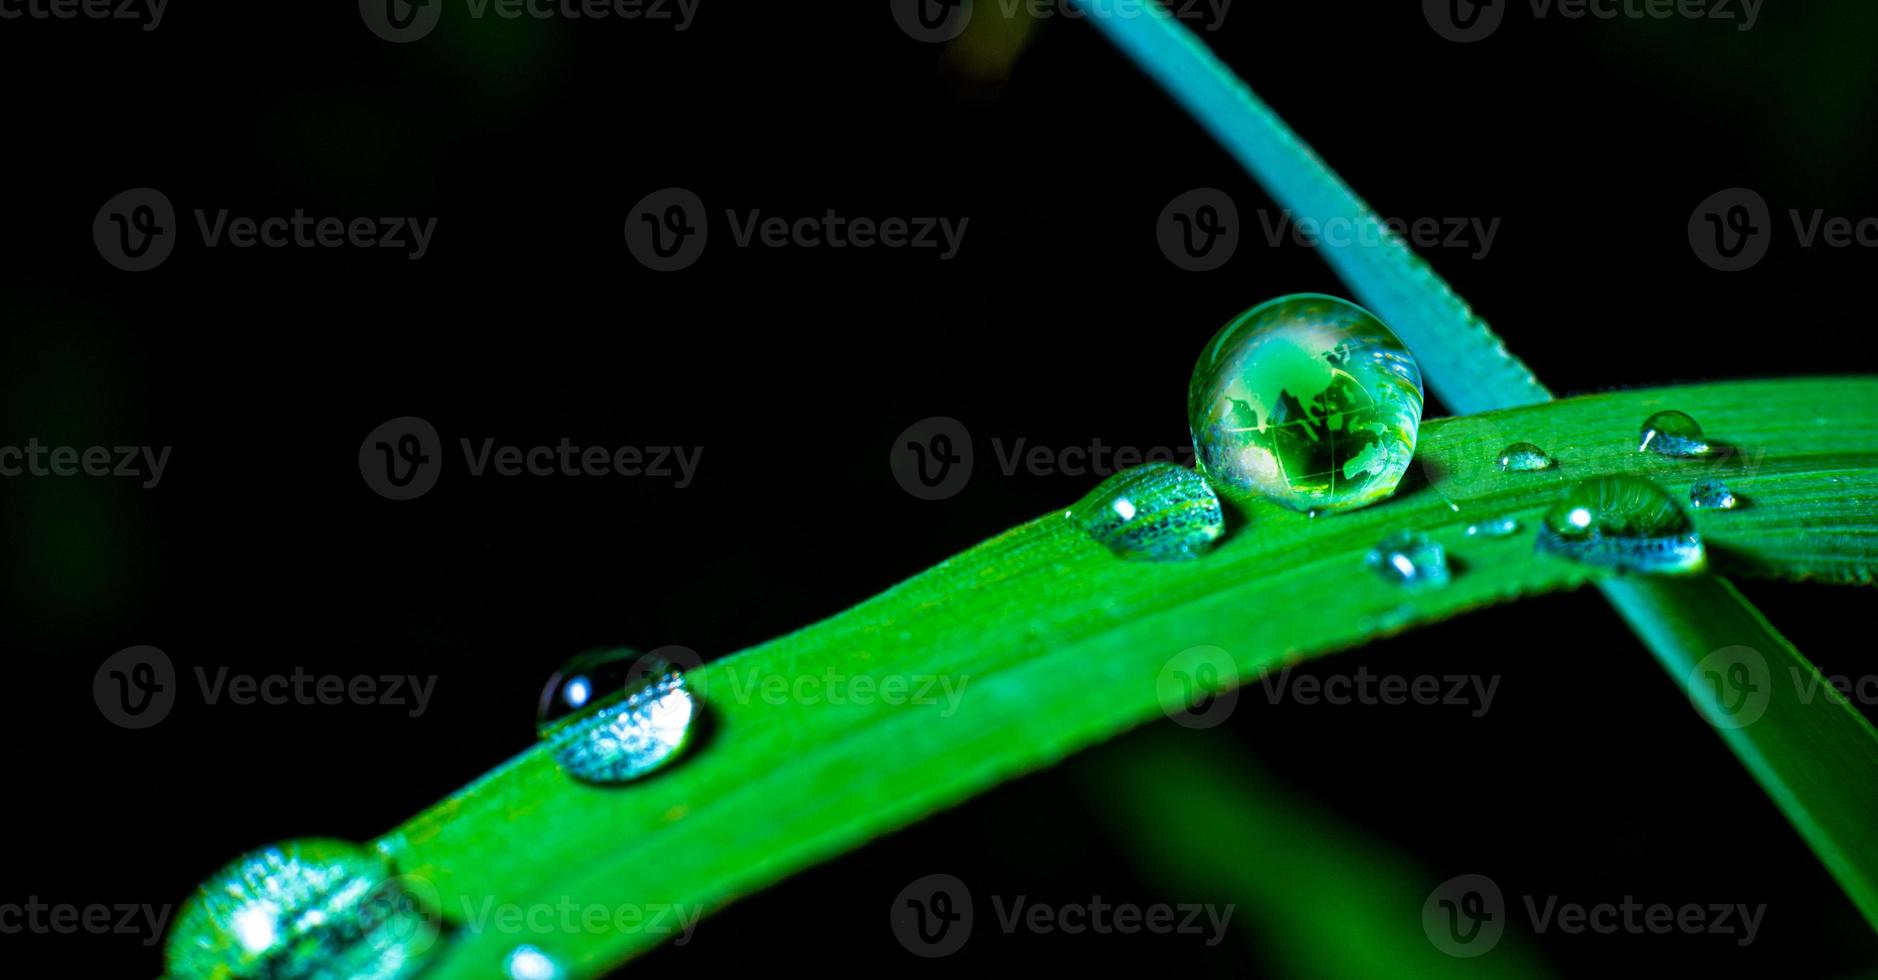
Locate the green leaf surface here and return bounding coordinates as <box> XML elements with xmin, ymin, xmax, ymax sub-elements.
<box><xmin>378</xmin><ymin>378</ymin><xmax>1878</xmax><ymax>978</ymax></box>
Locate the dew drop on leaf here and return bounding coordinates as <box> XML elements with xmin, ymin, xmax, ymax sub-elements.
<box><xmin>1069</xmin><ymin>463</ymin><xmax>1225</xmax><ymax>561</ymax></box>
<box><xmin>1188</xmin><ymin>294</ymin><xmax>1424</xmax><ymax>514</ymax></box>
<box><xmin>1364</xmin><ymin>532</ymin><xmax>1451</xmax><ymax>588</ymax></box>
<box><xmin>165</xmin><ymin>839</ymin><xmax>439</xmax><ymax>980</ymax></box>
<box><xmin>539</xmin><ymin>649</ymin><xmax>696</xmax><ymax>784</ymax></box>
<box><xmin>1689</xmin><ymin>478</ymin><xmax>1740</xmax><ymax>510</ymax></box>
<box><xmin>1535</xmin><ymin>475</ymin><xmax>1706</xmax><ymax>573</ymax></box>
<box><xmin>1495</xmin><ymin>442</ymin><xmax>1554</xmax><ymax>472</ymax></box>
<box><xmin>1639</xmin><ymin>410</ymin><xmax>1710</xmax><ymax>457</ymax></box>
<box><xmin>1465</xmin><ymin>516</ymin><xmax>1522</xmax><ymax>538</ymax></box>
<box><xmin>505</xmin><ymin>944</ymin><xmax>566</xmax><ymax>980</ymax></box>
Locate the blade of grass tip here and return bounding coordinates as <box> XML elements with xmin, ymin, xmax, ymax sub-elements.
<box><xmin>1082</xmin><ymin>727</ymin><xmax>1556</xmax><ymax>979</ymax></box>
<box><xmin>1073</xmin><ymin>0</ymin><xmax>1878</xmax><ymax>930</ymax></box>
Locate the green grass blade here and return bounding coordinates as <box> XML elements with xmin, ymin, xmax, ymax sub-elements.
<box><xmin>1081</xmin><ymin>728</ymin><xmax>1555</xmax><ymax>979</ymax></box>
<box><xmin>1071</xmin><ymin>0</ymin><xmax>1878</xmax><ymax>933</ymax></box>
<box><xmin>383</xmin><ymin>379</ymin><xmax>1878</xmax><ymax>976</ymax></box>
<box><xmin>1603</xmin><ymin>574</ymin><xmax>1878</xmax><ymax>930</ymax></box>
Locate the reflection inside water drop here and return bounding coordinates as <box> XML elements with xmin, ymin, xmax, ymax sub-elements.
<box><xmin>1535</xmin><ymin>475</ymin><xmax>1705</xmax><ymax>574</ymax></box>
<box><xmin>1070</xmin><ymin>463</ymin><xmax>1225</xmax><ymax>561</ymax></box>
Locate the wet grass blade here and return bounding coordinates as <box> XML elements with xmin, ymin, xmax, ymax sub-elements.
<box><xmin>383</xmin><ymin>378</ymin><xmax>1878</xmax><ymax>976</ymax></box>
<box><xmin>1070</xmin><ymin>0</ymin><xmax>1877</xmax><ymax>930</ymax></box>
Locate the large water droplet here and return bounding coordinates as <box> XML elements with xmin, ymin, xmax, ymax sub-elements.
<box><xmin>1535</xmin><ymin>475</ymin><xmax>1706</xmax><ymax>573</ymax></box>
<box><xmin>166</xmin><ymin>839</ymin><xmax>439</xmax><ymax>980</ymax></box>
<box><xmin>1495</xmin><ymin>442</ymin><xmax>1554</xmax><ymax>472</ymax></box>
<box><xmin>1689</xmin><ymin>478</ymin><xmax>1740</xmax><ymax>510</ymax></box>
<box><xmin>539</xmin><ymin>649</ymin><xmax>696</xmax><ymax>784</ymax></box>
<box><xmin>1466</xmin><ymin>516</ymin><xmax>1522</xmax><ymax>538</ymax></box>
<box><xmin>1364</xmin><ymin>532</ymin><xmax>1451</xmax><ymax>588</ymax></box>
<box><xmin>1639</xmin><ymin>410</ymin><xmax>1710</xmax><ymax>457</ymax></box>
<box><xmin>505</xmin><ymin>944</ymin><xmax>566</xmax><ymax>980</ymax></box>
<box><xmin>1070</xmin><ymin>463</ymin><xmax>1225</xmax><ymax>561</ymax></box>
<box><xmin>1189</xmin><ymin>294</ymin><xmax>1424</xmax><ymax>514</ymax></box>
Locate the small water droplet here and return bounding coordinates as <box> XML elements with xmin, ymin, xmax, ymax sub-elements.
<box><xmin>166</xmin><ymin>839</ymin><xmax>439</xmax><ymax>980</ymax></box>
<box><xmin>1639</xmin><ymin>410</ymin><xmax>1710</xmax><ymax>457</ymax></box>
<box><xmin>1690</xmin><ymin>478</ymin><xmax>1740</xmax><ymax>510</ymax></box>
<box><xmin>1535</xmin><ymin>475</ymin><xmax>1705</xmax><ymax>573</ymax></box>
<box><xmin>1495</xmin><ymin>442</ymin><xmax>1555</xmax><ymax>472</ymax></box>
<box><xmin>1466</xmin><ymin>516</ymin><xmax>1522</xmax><ymax>538</ymax></box>
<box><xmin>539</xmin><ymin>649</ymin><xmax>696</xmax><ymax>784</ymax></box>
<box><xmin>1364</xmin><ymin>532</ymin><xmax>1451</xmax><ymax>588</ymax></box>
<box><xmin>1070</xmin><ymin>463</ymin><xmax>1225</xmax><ymax>561</ymax></box>
<box><xmin>1189</xmin><ymin>294</ymin><xmax>1425</xmax><ymax>514</ymax></box>
<box><xmin>505</xmin><ymin>944</ymin><xmax>566</xmax><ymax>980</ymax></box>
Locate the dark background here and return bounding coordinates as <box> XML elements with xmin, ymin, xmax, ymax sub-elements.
<box><xmin>3</xmin><ymin>1</ymin><xmax>1876</xmax><ymax>975</ymax></box>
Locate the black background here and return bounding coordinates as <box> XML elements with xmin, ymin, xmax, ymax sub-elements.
<box><xmin>3</xmin><ymin>0</ymin><xmax>1877</xmax><ymax>975</ymax></box>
